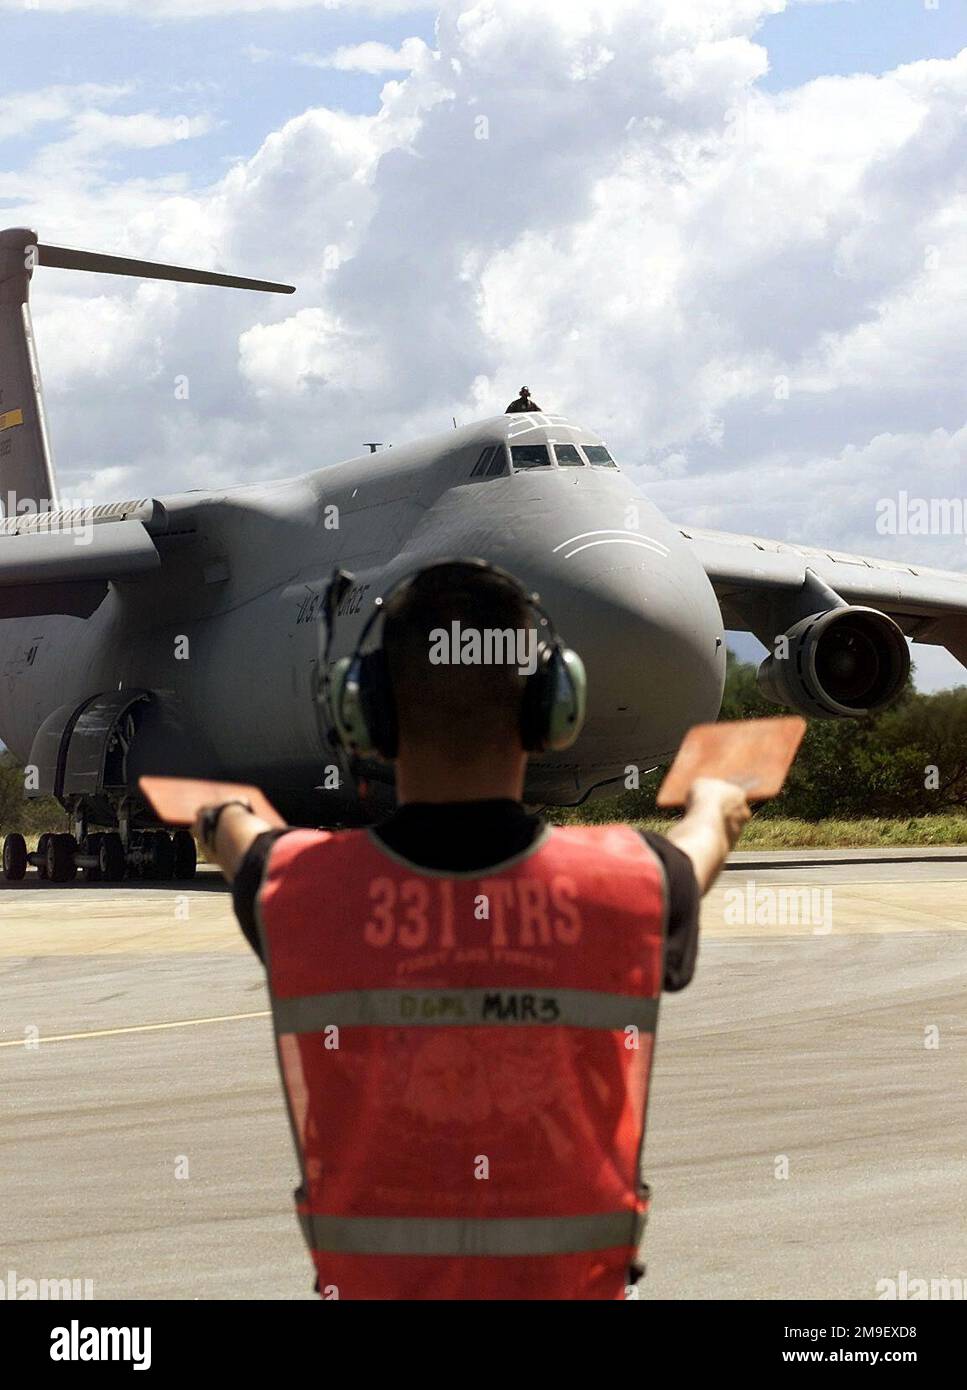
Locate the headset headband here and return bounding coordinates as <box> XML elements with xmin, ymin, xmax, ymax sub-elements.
<box><xmin>348</xmin><ymin>557</ymin><xmax>557</xmax><ymax>658</ymax></box>
<box><xmin>325</xmin><ymin>556</ymin><xmax>587</xmax><ymax>761</ymax></box>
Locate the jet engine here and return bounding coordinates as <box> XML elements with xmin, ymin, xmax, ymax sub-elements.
<box><xmin>757</xmin><ymin>606</ymin><xmax>910</xmax><ymax>719</ymax></box>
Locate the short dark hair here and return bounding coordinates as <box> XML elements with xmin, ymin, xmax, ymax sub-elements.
<box><xmin>382</xmin><ymin>562</ymin><xmax>533</xmax><ymax>755</ymax></box>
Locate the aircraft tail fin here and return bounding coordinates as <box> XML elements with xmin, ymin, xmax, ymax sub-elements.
<box><xmin>0</xmin><ymin>228</ymin><xmax>58</xmax><ymax>516</ymax></box>
<box><xmin>0</xmin><ymin>226</ymin><xmax>295</xmax><ymax>517</ymax></box>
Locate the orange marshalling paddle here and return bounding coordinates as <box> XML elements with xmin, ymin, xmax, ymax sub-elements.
<box><xmin>139</xmin><ymin>776</ymin><xmax>285</xmax><ymax>828</ymax></box>
<box><xmin>656</xmin><ymin>716</ymin><xmax>807</xmax><ymax>809</ymax></box>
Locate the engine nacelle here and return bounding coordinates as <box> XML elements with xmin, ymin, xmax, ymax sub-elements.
<box><xmin>757</xmin><ymin>607</ymin><xmax>910</xmax><ymax>719</ymax></box>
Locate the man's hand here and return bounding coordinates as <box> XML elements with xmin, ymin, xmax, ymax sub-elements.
<box><xmin>686</xmin><ymin>777</ymin><xmax>752</xmax><ymax>845</ymax></box>
<box><xmin>192</xmin><ymin>801</ymin><xmax>276</xmax><ymax>883</ymax></box>
<box><xmin>666</xmin><ymin>777</ymin><xmax>751</xmax><ymax>895</ymax></box>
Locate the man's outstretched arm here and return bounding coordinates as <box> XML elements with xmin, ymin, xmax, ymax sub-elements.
<box><xmin>665</xmin><ymin>777</ymin><xmax>751</xmax><ymax>896</ymax></box>
<box><xmin>192</xmin><ymin>802</ymin><xmax>277</xmax><ymax>883</ymax></box>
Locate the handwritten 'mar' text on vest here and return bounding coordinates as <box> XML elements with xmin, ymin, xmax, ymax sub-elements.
<box><xmin>397</xmin><ymin>991</ymin><xmax>562</xmax><ymax>1023</ymax></box>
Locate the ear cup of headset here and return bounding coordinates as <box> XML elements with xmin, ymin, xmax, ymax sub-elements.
<box><xmin>520</xmin><ymin>642</ymin><xmax>587</xmax><ymax>752</ymax></box>
<box><xmin>330</xmin><ymin>650</ymin><xmax>398</xmax><ymax>760</ymax></box>
<box><xmin>357</xmin><ymin>648</ymin><xmax>398</xmax><ymax>760</ymax></box>
<box><xmin>328</xmin><ymin>557</ymin><xmax>587</xmax><ymax>760</ymax></box>
<box><xmin>329</xmin><ymin>655</ymin><xmax>367</xmax><ymax>755</ymax></box>
<box><xmin>544</xmin><ymin>645</ymin><xmax>587</xmax><ymax>750</ymax></box>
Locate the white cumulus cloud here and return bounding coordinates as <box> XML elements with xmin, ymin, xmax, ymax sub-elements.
<box><xmin>0</xmin><ymin>0</ymin><xmax>434</xmax><ymax>13</ymax></box>
<box><xmin>5</xmin><ymin>0</ymin><xmax>964</xmax><ymax>651</ymax></box>
<box><xmin>299</xmin><ymin>38</ymin><xmax>431</xmax><ymax>73</ymax></box>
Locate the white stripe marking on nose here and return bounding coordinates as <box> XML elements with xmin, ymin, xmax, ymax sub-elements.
<box><xmin>552</xmin><ymin>529</ymin><xmax>669</xmax><ymax>557</ymax></box>
<box><xmin>559</xmin><ymin>537</ymin><xmax>670</xmax><ymax>560</ymax></box>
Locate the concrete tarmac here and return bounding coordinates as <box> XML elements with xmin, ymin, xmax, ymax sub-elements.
<box><xmin>0</xmin><ymin>852</ymin><xmax>965</xmax><ymax>1301</ymax></box>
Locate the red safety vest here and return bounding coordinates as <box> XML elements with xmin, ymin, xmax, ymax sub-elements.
<box><xmin>256</xmin><ymin>823</ymin><xmax>666</xmax><ymax>1300</ymax></box>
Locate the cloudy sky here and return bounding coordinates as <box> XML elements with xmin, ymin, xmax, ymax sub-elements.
<box><xmin>1</xmin><ymin>0</ymin><xmax>965</xmax><ymax>686</ymax></box>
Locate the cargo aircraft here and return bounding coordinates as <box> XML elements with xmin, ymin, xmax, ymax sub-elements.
<box><xmin>1</xmin><ymin>227</ymin><xmax>965</xmax><ymax>881</ymax></box>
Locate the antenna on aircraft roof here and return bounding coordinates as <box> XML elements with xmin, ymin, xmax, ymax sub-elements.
<box><xmin>364</xmin><ymin>443</ymin><xmax>383</xmax><ymax>454</ymax></box>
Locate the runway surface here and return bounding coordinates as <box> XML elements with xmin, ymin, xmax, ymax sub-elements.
<box><xmin>1</xmin><ymin>850</ymin><xmax>965</xmax><ymax>1301</ymax></box>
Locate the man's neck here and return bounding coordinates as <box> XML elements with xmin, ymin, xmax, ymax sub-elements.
<box><xmin>395</xmin><ymin>749</ymin><xmax>526</xmax><ymax>805</ymax></box>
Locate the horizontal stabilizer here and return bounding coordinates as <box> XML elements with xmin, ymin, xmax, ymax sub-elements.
<box><xmin>0</xmin><ymin>519</ymin><xmax>159</xmax><ymax>618</ymax></box>
<box><xmin>36</xmin><ymin>242</ymin><xmax>295</xmax><ymax>294</ymax></box>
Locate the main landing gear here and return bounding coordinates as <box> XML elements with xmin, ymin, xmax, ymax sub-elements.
<box><xmin>1</xmin><ymin>827</ymin><xmax>197</xmax><ymax>884</ymax></box>
<box><xmin>8</xmin><ymin>689</ymin><xmax>202</xmax><ymax>885</ymax></box>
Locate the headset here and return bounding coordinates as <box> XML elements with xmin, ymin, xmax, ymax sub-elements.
<box><xmin>325</xmin><ymin>557</ymin><xmax>587</xmax><ymax>761</ymax></box>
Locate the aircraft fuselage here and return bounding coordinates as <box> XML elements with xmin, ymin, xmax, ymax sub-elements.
<box><xmin>0</xmin><ymin>414</ymin><xmax>726</xmax><ymax>823</ymax></box>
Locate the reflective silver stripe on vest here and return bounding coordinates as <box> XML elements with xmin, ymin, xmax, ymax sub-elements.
<box><xmin>299</xmin><ymin>1209</ymin><xmax>646</xmax><ymax>1257</ymax></box>
<box><xmin>273</xmin><ymin>987</ymin><xmax>658</xmax><ymax>1034</ymax></box>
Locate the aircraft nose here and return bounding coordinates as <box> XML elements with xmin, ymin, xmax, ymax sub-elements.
<box><xmin>533</xmin><ymin>536</ymin><xmax>725</xmax><ymax>765</ymax></box>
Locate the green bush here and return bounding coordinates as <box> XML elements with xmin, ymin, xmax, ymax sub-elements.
<box><xmin>0</xmin><ymin>752</ymin><xmax>66</xmax><ymax>835</ymax></box>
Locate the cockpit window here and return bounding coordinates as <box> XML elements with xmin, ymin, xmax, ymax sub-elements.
<box><xmin>468</xmin><ymin>443</ymin><xmax>509</xmax><ymax>479</ymax></box>
<box><xmin>553</xmin><ymin>443</ymin><xmax>584</xmax><ymax>466</ymax></box>
<box><xmin>511</xmin><ymin>444</ymin><xmax>551</xmax><ymax>470</ymax></box>
<box><xmin>486</xmin><ymin>445</ymin><xmax>507</xmax><ymax>476</ymax></box>
<box><xmin>471</xmin><ymin>445</ymin><xmax>497</xmax><ymax>477</ymax></box>
<box><xmin>584</xmin><ymin>445</ymin><xmax>618</xmax><ymax>468</ymax></box>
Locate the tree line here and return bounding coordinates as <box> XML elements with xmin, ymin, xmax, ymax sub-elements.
<box><xmin>566</xmin><ymin>650</ymin><xmax>967</xmax><ymax>823</ymax></box>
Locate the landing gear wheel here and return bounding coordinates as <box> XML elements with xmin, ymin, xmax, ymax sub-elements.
<box><xmin>47</xmin><ymin>833</ymin><xmax>78</xmax><ymax>883</ymax></box>
<box><xmin>125</xmin><ymin>831</ymin><xmax>145</xmax><ymax>881</ymax></box>
<box><xmin>81</xmin><ymin>833</ymin><xmax>103</xmax><ymax>882</ymax></box>
<box><xmin>3</xmin><ymin>833</ymin><xmax>27</xmax><ymax>881</ymax></box>
<box><xmin>36</xmin><ymin>832</ymin><xmax>51</xmax><ymax>880</ymax></box>
<box><xmin>98</xmin><ymin>832</ymin><xmax>125</xmax><ymax>883</ymax></box>
<box><xmin>172</xmin><ymin>829</ymin><xmax>197</xmax><ymax>882</ymax></box>
<box><xmin>144</xmin><ymin>830</ymin><xmax>175</xmax><ymax>881</ymax></box>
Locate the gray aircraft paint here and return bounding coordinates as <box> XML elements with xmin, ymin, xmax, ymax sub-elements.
<box><xmin>0</xmin><ymin>414</ymin><xmax>726</xmax><ymax>822</ymax></box>
<box><xmin>0</xmin><ymin>229</ymin><xmax>965</xmax><ymax>829</ymax></box>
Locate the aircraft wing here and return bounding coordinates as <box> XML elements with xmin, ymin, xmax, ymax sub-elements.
<box><xmin>0</xmin><ymin>518</ymin><xmax>160</xmax><ymax>619</ymax></box>
<box><xmin>677</xmin><ymin>525</ymin><xmax>967</xmax><ymax>670</ymax></box>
